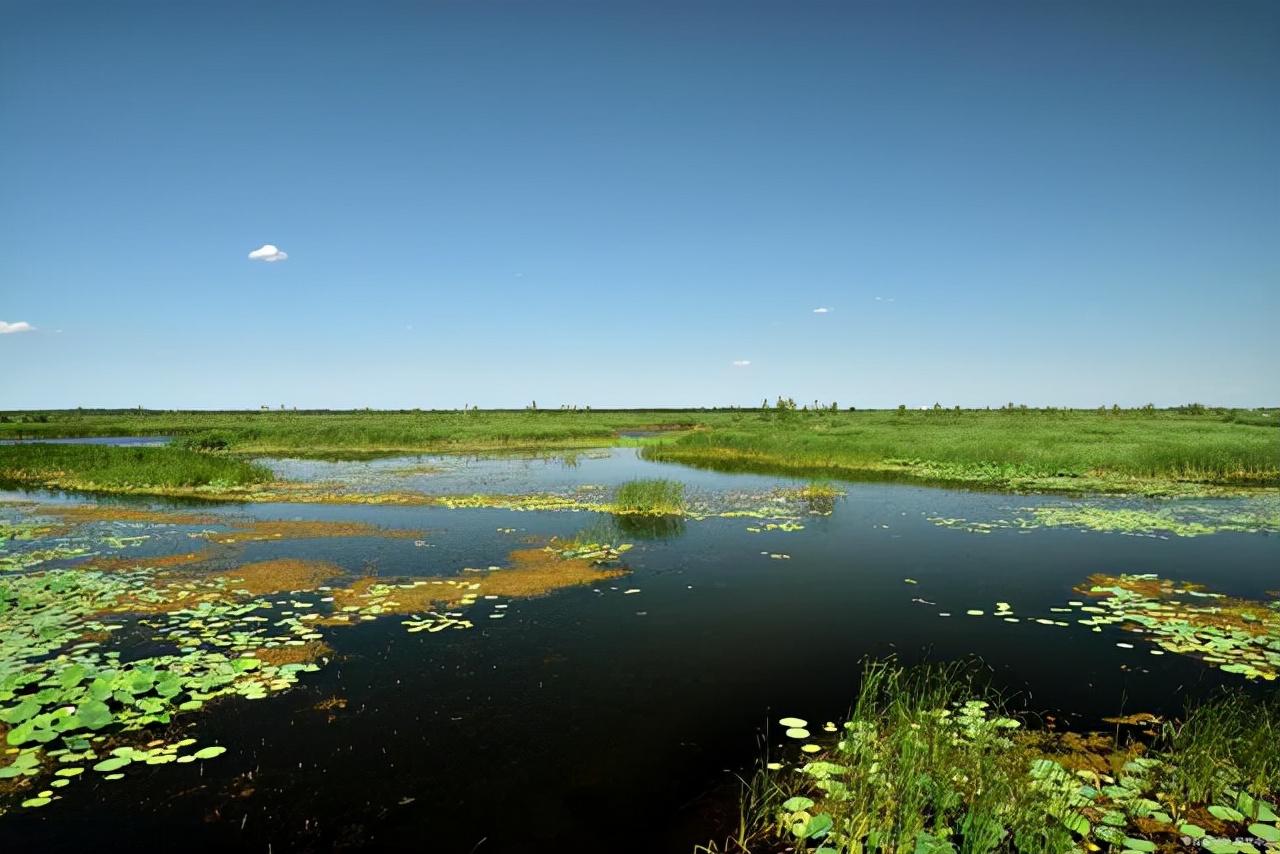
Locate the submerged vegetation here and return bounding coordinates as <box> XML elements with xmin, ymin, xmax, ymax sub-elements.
<box><xmin>704</xmin><ymin>660</ymin><xmax>1280</xmax><ymax>854</ymax></box>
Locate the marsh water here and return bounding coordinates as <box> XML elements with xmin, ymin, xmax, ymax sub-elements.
<box><xmin>2</xmin><ymin>448</ymin><xmax>1278</xmax><ymax>852</ymax></box>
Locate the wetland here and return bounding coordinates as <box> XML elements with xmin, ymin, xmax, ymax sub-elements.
<box><xmin>0</xmin><ymin>409</ymin><xmax>1277</xmax><ymax>852</ymax></box>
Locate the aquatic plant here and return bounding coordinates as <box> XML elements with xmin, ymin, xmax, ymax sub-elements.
<box><xmin>721</xmin><ymin>660</ymin><xmax>1280</xmax><ymax>854</ymax></box>
<box><xmin>613</xmin><ymin>479</ymin><xmax>687</xmax><ymax>515</ymax></box>
<box><xmin>928</xmin><ymin>496</ymin><xmax>1280</xmax><ymax>538</ymax></box>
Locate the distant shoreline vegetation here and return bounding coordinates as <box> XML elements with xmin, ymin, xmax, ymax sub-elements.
<box><xmin>0</xmin><ymin>406</ymin><xmax>1276</xmax><ymax>499</ymax></box>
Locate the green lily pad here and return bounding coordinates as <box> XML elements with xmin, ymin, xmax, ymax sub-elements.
<box><xmin>191</xmin><ymin>745</ymin><xmax>226</xmax><ymax>760</ymax></box>
<box><xmin>92</xmin><ymin>755</ymin><xmax>131</xmax><ymax>772</ymax></box>
<box><xmin>1249</xmin><ymin>823</ymin><xmax>1280</xmax><ymax>843</ymax></box>
<box><xmin>1209</xmin><ymin>804</ymin><xmax>1246</xmax><ymax>822</ymax></box>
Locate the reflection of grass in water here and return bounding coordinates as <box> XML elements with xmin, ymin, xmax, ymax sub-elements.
<box><xmin>709</xmin><ymin>659</ymin><xmax>1280</xmax><ymax>854</ymax></box>
<box><xmin>613</xmin><ymin>479</ymin><xmax>686</xmax><ymax>515</ymax></box>
<box><xmin>612</xmin><ymin>512</ymin><xmax>687</xmax><ymax>540</ymax></box>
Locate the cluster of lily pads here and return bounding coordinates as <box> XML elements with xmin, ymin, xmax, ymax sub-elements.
<box><xmin>2</xmin><ymin>500</ymin><xmax>632</xmax><ymax>814</ymax></box>
<box><xmin>1077</xmin><ymin>574</ymin><xmax>1280</xmax><ymax>681</ymax></box>
<box><xmin>925</xmin><ymin>573</ymin><xmax>1279</xmax><ymax>682</ymax></box>
<box><xmin>0</xmin><ymin>560</ymin><xmax>332</xmax><ymax>808</ymax></box>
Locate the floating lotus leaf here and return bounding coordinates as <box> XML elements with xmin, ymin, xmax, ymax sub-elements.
<box><xmin>1249</xmin><ymin>823</ymin><xmax>1280</xmax><ymax>843</ymax></box>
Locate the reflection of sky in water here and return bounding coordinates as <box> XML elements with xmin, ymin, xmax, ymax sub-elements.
<box><xmin>260</xmin><ymin>446</ymin><xmax>816</xmax><ymax>498</ymax></box>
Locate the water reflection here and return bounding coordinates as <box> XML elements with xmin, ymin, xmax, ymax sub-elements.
<box><xmin>611</xmin><ymin>512</ymin><xmax>687</xmax><ymax>540</ymax></box>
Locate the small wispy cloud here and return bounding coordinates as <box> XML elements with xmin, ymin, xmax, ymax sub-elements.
<box><xmin>874</xmin><ymin>296</ymin><xmax>895</xmax><ymax>303</ymax></box>
<box><xmin>0</xmin><ymin>320</ymin><xmax>34</xmax><ymax>335</ymax></box>
<box><xmin>732</xmin><ymin>359</ymin><xmax>751</xmax><ymax>367</ymax></box>
<box><xmin>812</xmin><ymin>307</ymin><xmax>830</xmax><ymax>314</ymax></box>
<box><xmin>248</xmin><ymin>243</ymin><xmax>288</xmax><ymax>262</ymax></box>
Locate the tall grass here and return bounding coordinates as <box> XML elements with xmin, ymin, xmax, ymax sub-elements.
<box><xmin>716</xmin><ymin>661</ymin><xmax>1280</xmax><ymax>854</ymax></box>
<box><xmin>644</xmin><ymin>409</ymin><xmax>1280</xmax><ymax>488</ymax></box>
<box><xmin>612</xmin><ymin>479</ymin><xmax>686</xmax><ymax>514</ymax></box>
<box><xmin>778</xmin><ymin>660</ymin><xmax>1074</xmax><ymax>853</ymax></box>
<box><xmin>1160</xmin><ymin>691</ymin><xmax>1280</xmax><ymax>806</ymax></box>
<box><xmin>0</xmin><ymin>445</ymin><xmax>273</xmax><ymax>490</ymax></box>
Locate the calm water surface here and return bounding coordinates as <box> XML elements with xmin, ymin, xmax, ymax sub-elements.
<box><xmin>2</xmin><ymin>449</ymin><xmax>1276</xmax><ymax>852</ymax></box>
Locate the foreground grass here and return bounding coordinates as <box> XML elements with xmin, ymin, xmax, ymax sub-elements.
<box><xmin>702</xmin><ymin>660</ymin><xmax>1280</xmax><ymax>854</ymax></box>
<box><xmin>0</xmin><ymin>445</ymin><xmax>272</xmax><ymax>491</ymax></box>
<box><xmin>1</xmin><ymin>408</ymin><xmax>1277</xmax><ymax>497</ymax></box>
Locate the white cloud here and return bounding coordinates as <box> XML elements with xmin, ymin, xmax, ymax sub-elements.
<box><xmin>732</xmin><ymin>360</ymin><xmax>751</xmax><ymax>367</ymax></box>
<box><xmin>0</xmin><ymin>320</ymin><xmax>34</xmax><ymax>334</ymax></box>
<box><xmin>812</xmin><ymin>307</ymin><xmax>830</xmax><ymax>314</ymax></box>
<box><xmin>248</xmin><ymin>243</ymin><xmax>288</xmax><ymax>262</ymax></box>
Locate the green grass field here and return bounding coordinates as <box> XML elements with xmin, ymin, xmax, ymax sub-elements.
<box><xmin>644</xmin><ymin>408</ymin><xmax>1280</xmax><ymax>493</ymax></box>
<box><xmin>0</xmin><ymin>444</ymin><xmax>272</xmax><ymax>492</ymax></box>
<box><xmin>0</xmin><ymin>407</ymin><xmax>1275</xmax><ymax>496</ymax></box>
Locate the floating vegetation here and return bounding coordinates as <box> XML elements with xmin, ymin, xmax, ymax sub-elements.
<box><xmin>724</xmin><ymin>660</ymin><xmax>1280</xmax><ymax>854</ymax></box>
<box><xmin>1076</xmin><ymin>574</ymin><xmax>1280</xmax><ymax>681</ymax></box>
<box><xmin>937</xmin><ymin>573</ymin><xmax>1280</xmax><ymax>682</ymax></box>
<box><xmin>0</xmin><ymin>502</ymin><xmax>634</xmax><ymax>815</ymax></box>
<box><xmin>745</xmin><ymin>521</ymin><xmax>805</xmax><ymax>534</ymax></box>
<box><xmin>928</xmin><ymin>496</ymin><xmax>1280</xmax><ymax>538</ymax></box>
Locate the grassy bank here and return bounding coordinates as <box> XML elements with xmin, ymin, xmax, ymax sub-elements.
<box><xmin>643</xmin><ymin>409</ymin><xmax>1280</xmax><ymax>495</ymax></box>
<box><xmin>702</xmin><ymin>660</ymin><xmax>1280</xmax><ymax>854</ymax></box>
<box><xmin>0</xmin><ymin>445</ymin><xmax>273</xmax><ymax>492</ymax></box>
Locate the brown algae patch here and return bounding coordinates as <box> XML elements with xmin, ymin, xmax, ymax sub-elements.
<box><xmin>321</xmin><ymin>546</ymin><xmax>627</xmax><ymax>625</ymax></box>
<box><xmin>254</xmin><ymin>640</ymin><xmax>332</xmax><ymax>666</ymax></box>
<box><xmin>86</xmin><ymin>550</ymin><xmax>215</xmax><ymax>572</ymax></box>
<box><xmin>32</xmin><ymin>503</ymin><xmax>426</xmax><ymax>543</ymax></box>
<box><xmin>200</xmin><ymin>518</ymin><xmax>426</xmax><ymax>544</ymax></box>
<box><xmin>38</xmin><ymin>505</ymin><xmax>224</xmax><ymax>527</ymax></box>
<box><xmin>211</xmin><ymin>559</ymin><xmax>345</xmax><ymax>596</ymax></box>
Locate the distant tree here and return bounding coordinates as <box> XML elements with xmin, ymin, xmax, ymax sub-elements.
<box><xmin>897</xmin><ymin>404</ymin><xmax>906</xmax><ymax>415</ymax></box>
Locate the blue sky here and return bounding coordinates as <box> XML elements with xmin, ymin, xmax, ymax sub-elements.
<box><xmin>2</xmin><ymin>0</ymin><xmax>1276</xmax><ymax>409</ymax></box>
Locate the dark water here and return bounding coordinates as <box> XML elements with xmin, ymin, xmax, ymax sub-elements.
<box><xmin>2</xmin><ymin>450</ymin><xmax>1276</xmax><ymax>852</ymax></box>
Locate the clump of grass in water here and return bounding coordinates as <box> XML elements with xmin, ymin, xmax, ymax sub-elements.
<box><xmin>1161</xmin><ymin>691</ymin><xmax>1280</xmax><ymax>807</ymax></box>
<box><xmin>713</xmin><ymin>661</ymin><xmax>1280</xmax><ymax>853</ymax></box>
<box><xmin>612</xmin><ymin>479</ymin><xmax>686</xmax><ymax>515</ymax></box>
<box><xmin>780</xmin><ymin>659</ymin><xmax>1075</xmax><ymax>853</ymax></box>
